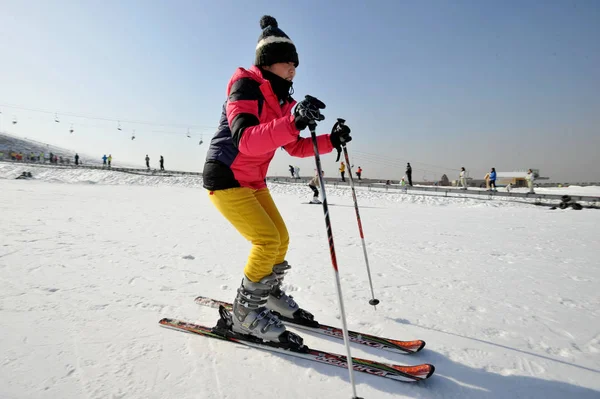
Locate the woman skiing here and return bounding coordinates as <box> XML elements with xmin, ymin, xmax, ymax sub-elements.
<box><xmin>202</xmin><ymin>15</ymin><xmax>352</xmax><ymax>344</ymax></box>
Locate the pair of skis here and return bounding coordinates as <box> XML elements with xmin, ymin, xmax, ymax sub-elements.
<box><xmin>158</xmin><ymin>296</ymin><xmax>435</xmax><ymax>383</ymax></box>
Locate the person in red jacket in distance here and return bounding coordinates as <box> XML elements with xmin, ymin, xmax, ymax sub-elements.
<box><xmin>202</xmin><ymin>15</ymin><xmax>352</xmax><ymax>344</ymax></box>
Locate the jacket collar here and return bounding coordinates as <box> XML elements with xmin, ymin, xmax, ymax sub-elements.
<box><xmin>247</xmin><ymin>66</ymin><xmax>296</xmax><ymax>116</ymax></box>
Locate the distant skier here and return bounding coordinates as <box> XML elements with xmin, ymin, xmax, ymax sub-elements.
<box><xmin>294</xmin><ymin>165</ymin><xmax>300</xmax><ymax>179</ymax></box>
<box><xmin>526</xmin><ymin>169</ymin><xmax>535</xmax><ymax>193</ymax></box>
<box><xmin>201</xmin><ymin>15</ymin><xmax>352</xmax><ymax>344</ymax></box>
<box><xmin>339</xmin><ymin>161</ymin><xmax>346</xmax><ymax>182</ymax></box>
<box><xmin>356</xmin><ymin>166</ymin><xmax>362</xmax><ymax>180</ymax></box>
<box><xmin>145</xmin><ymin>155</ymin><xmax>150</xmax><ymax>169</ymax></box>
<box><xmin>159</xmin><ymin>155</ymin><xmax>164</xmax><ymax>171</ymax></box>
<box><xmin>406</xmin><ymin>163</ymin><xmax>413</xmax><ymax>186</ymax></box>
<box><xmin>308</xmin><ymin>170</ymin><xmax>324</xmax><ymax>203</ymax></box>
<box><xmin>289</xmin><ymin>165</ymin><xmax>295</xmax><ymax>178</ymax></box>
<box><xmin>459</xmin><ymin>167</ymin><xmax>467</xmax><ymax>189</ymax></box>
<box><xmin>108</xmin><ymin>154</ymin><xmax>112</xmax><ymax>167</ymax></box>
<box><xmin>489</xmin><ymin>167</ymin><xmax>497</xmax><ymax>190</ymax></box>
<box><xmin>102</xmin><ymin>154</ymin><xmax>107</xmax><ymax>165</ymax></box>
<box><xmin>75</xmin><ymin>153</ymin><xmax>79</xmax><ymax>166</ymax></box>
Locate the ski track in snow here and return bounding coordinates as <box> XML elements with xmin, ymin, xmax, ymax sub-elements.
<box><xmin>1</xmin><ymin>167</ymin><xmax>599</xmax><ymax>399</ymax></box>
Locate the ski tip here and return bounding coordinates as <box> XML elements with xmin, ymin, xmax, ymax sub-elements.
<box><xmin>426</xmin><ymin>364</ymin><xmax>435</xmax><ymax>379</ymax></box>
<box><xmin>387</xmin><ymin>339</ymin><xmax>426</xmax><ymax>354</ymax></box>
<box><xmin>391</xmin><ymin>363</ymin><xmax>435</xmax><ymax>381</ymax></box>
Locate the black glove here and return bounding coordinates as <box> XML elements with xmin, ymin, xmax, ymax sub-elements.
<box><xmin>294</xmin><ymin>95</ymin><xmax>326</xmax><ymax>131</ymax></box>
<box><xmin>330</xmin><ymin>118</ymin><xmax>352</xmax><ymax>161</ymax></box>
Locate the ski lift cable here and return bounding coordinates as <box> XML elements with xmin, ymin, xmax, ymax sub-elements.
<box><xmin>0</xmin><ymin>102</ymin><xmax>217</xmax><ymax>130</ymax></box>
<box><xmin>3</xmin><ymin>109</ymin><xmax>214</xmax><ymax>138</ymax></box>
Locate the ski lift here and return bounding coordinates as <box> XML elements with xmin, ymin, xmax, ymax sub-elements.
<box><xmin>131</xmin><ymin>129</ymin><xmax>136</xmax><ymax>140</ymax></box>
<box><xmin>187</xmin><ymin>128</ymin><xmax>191</xmax><ymax>138</ymax></box>
<box><xmin>117</xmin><ymin>121</ymin><xmax>122</xmax><ymax>131</ymax></box>
<box><xmin>54</xmin><ymin>113</ymin><xmax>60</xmax><ymax>123</ymax></box>
<box><xmin>198</xmin><ymin>134</ymin><xmax>204</xmax><ymax>145</ymax></box>
<box><xmin>12</xmin><ymin>116</ymin><xmax>17</xmax><ymax>125</ymax></box>
<box><xmin>69</xmin><ymin>123</ymin><xmax>74</xmax><ymax>134</ymax></box>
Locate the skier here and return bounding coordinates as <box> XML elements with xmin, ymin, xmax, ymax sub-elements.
<box><xmin>108</xmin><ymin>154</ymin><xmax>112</xmax><ymax>167</ymax></box>
<box><xmin>489</xmin><ymin>167</ymin><xmax>497</xmax><ymax>190</ymax></box>
<box><xmin>289</xmin><ymin>165</ymin><xmax>295</xmax><ymax>178</ymax></box>
<box><xmin>400</xmin><ymin>177</ymin><xmax>408</xmax><ymax>193</ymax></box>
<box><xmin>406</xmin><ymin>163</ymin><xmax>413</xmax><ymax>186</ymax></box>
<box><xmin>294</xmin><ymin>165</ymin><xmax>300</xmax><ymax>179</ymax></box>
<box><xmin>356</xmin><ymin>166</ymin><xmax>362</xmax><ymax>180</ymax></box>
<box><xmin>308</xmin><ymin>170</ymin><xmax>324</xmax><ymax>203</ymax></box>
<box><xmin>459</xmin><ymin>167</ymin><xmax>467</xmax><ymax>189</ymax></box>
<box><xmin>526</xmin><ymin>169</ymin><xmax>535</xmax><ymax>193</ymax></box>
<box><xmin>159</xmin><ymin>155</ymin><xmax>164</xmax><ymax>171</ymax></box>
<box><xmin>74</xmin><ymin>153</ymin><xmax>79</xmax><ymax>166</ymax></box>
<box><xmin>102</xmin><ymin>154</ymin><xmax>107</xmax><ymax>165</ymax></box>
<box><xmin>145</xmin><ymin>155</ymin><xmax>150</xmax><ymax>170</ymax></box>
<box><xmin>339</xmin><ymin>161</ymin><xmax>346</xmax><ymax>182</ymax></box>
<box><xmin>201</xmin><ymin>15</ymin><xmax>352</xmax><ymax>344</ymax></box>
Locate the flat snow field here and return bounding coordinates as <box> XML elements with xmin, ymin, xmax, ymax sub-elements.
<box><xmin>1</xmin><ymin>177</ymin><xmax>599</xmax><ymax>399</ymax></box>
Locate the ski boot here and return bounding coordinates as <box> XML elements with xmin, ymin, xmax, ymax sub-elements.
<box><xmin>309</xmin><ymin>197</ymin><xmax>321</xmax><ymax>204</ymax></box>
<box><xmin>231</xmin><ymin>274</ymin><xmax>305</xmax><ymax>348</ymax></box>
<box><xmin>266</xmin><ymin>261</ymin><xmax>319</xmax><ymax>327</ymax></box>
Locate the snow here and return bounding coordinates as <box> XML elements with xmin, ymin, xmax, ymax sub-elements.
<box><xmin>1</xmin><ymin>167</ymin><xmax>599</xmax><ymax>399</ymax></box>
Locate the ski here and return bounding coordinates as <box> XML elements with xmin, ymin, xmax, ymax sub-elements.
<box><xmin>194</xmin><ymin>295</ymin><xmax>425</xmax><ymax>355</ymax></box>
<box><xmin>158</xmin><ymin>317</ymin><xmax>434</xmax><ymax>383</ymax></box>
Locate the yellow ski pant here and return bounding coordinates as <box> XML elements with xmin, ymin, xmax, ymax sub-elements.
<box><xmin>209</xmin><ymin>187</ymin><xmax>289</xmax><ymax>282</ymax></box>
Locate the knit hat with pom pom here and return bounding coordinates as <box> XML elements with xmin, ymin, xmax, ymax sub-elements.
<box><xmin>254</xmin><ymin>15</ymin><xmax>299</xmax><ymax>68</ymax></box>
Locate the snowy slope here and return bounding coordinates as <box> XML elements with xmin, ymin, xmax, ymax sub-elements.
<box><xmin>1</xmin><ymin>171</ymin><xmax>599</xmax><ymax>399</ymax></box>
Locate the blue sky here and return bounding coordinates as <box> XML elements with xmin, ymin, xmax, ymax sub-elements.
<box><xmin>1</xmin><ymin>0</ymin><xmax>598</xmax><ymax>182</ymax></box>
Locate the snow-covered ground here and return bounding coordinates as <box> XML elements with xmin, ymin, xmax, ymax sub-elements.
<box><xmin>1</xmin><ymin>168</ymin><xmax>599</xmax><ymax>399</ymax></box>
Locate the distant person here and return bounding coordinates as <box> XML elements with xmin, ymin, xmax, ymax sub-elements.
<box><xmin>102</xmin><ymin>154</ymin><xmax>107</xmax><ymax>165</ymax></box>
<box><xmin>459</xmin><ymin>167</ymin><xmax>467</xmax><ymax>190</ymax></box>
<box><xmin>145</xmin><ymin>155</ymin><xmax>150</xmax><ymax>169</ymax></box>
<box><xmin>308</xmin><ymin>170</ymin><xmax>324</xmax><ymax>204</ymax></box>
<box><xmin>526</xmin><ymin>169</ymin><xmax>535</xmax><ymax>193</ymax></box>
<box><xmin>489</xmin><ymin>167</ymin><xmax>497</xmax><ymax>190</ymax></box>
<box><xmin>108</xmin><ymin>154</ymin><xmax>112</xmax><ymax>167</ymax></box>
<box><xmin>406</xmin><ymin>163</ymin><xmax>413</xmax><ymax>186</ymax></box>
<box><xmin>294</xmin><ymin>165</ymin><xmax>300</xmax><ymax>179</ymax></box>
<box><xmin>75</xmin><ymin>153</ymin><xmax>79</xmax><ymax>165</ymax></box>
<box><xmin>356</xmin><ymin>166</ymin><xmax>362</xmax><ymax>180</ymax></box>
<box><xmin>506</xmin><ymin>182</ymin><xmax>512</xmax><ymax>193</ymax></box>
<box><xmin>159</xmin><ymin>155</ymin><xmax>164</xmax><ymax>171</ymax></box>
<box><xmin>289</xmin><ymin>165</ymin><xmax>295</xmax><ymax>178</ymax></box>
<box><xmin>400</xmin><ymin>177</ymin><xmax>408</xmax><ymax>192</ymax></box>
<box><xmin>339</xmin><ymin>161</ymin><xmax>346</xmax><ymax>182</ymax></box>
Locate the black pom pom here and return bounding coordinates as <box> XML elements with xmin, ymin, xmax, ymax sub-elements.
<box><xmin>260</xmin><ymin>15</ymin><xmax>278</xmax><ymax>30</ymax></box>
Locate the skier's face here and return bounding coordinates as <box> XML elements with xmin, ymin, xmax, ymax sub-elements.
<box><xmin>264</xmin><ymin>62</ymin><xmax>296</xmax><ymax>81</ymax></box>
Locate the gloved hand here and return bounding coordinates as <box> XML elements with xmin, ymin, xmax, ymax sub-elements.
<box><xmin>294</xmin><ymin>95</ymin><xmax>326</xmax><ymax>131</ymax></box>
<box><xmin>330</xmin><ymin>118</ymin><xmax>352</xmax><ymax>161</ymax></box>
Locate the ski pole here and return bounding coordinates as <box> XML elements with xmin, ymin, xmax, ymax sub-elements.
<box><xmin>307</xmin><ymin>113</ymin><xmax>362</xmax><ymax>399</ymax></box>
<box><xmin>334</xmin><ymin>118</ymin><xmax>380</xmax><ymax>309</ymax></box>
